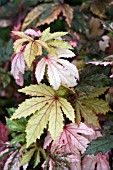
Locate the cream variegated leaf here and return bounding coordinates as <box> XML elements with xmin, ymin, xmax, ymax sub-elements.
<box><xmin>59</xmin><ymin>98</ymin><xmax>75</xmax><ymax>122</ymax></box>
<box><xmin>13</xmin><ymin>39</ymin><xmax>28</xmax><ymax>53</ymax></box>
<box><xmin>37</xmin><ymin>44</ymin><xmax>42</xmax><ymax>56</ymax></box>
<box><xmin>40</xmin><ymin>27</ymin><xmax>50</xmax><ymax>41</ymax></box>
<box><xmin>47</xmin><ymin>40</ymin><xmax>73</xmax><ymax>49</ymax></box>
<box><xmin>18</xmin><ymin>83</ymin><xmax>55</xmax><ymax>96</ymax></box>
<box><xmin>20</xmin><ymin>148</ymin><xmax>36</xmax><ymax>166</ymax></box>
<box><xmin>12</xmin><ymin>31</ymin><xmax>33</xmax><ymax>41</ymax></box>
<box><xmin>46</xmin><ymin>32</ymin><xmax>68</xmax><ymax>41</ymax></box>
<box><xmin>11</xmin><ymin>84</ymin><xmax>75</xmax><ymax>147</ymax></box>
<box><xmin>11</xmin><ymin>97</ymin><xmax>49</xmax><ymax>119</ymax></box>
<box><xmin>40</xmin><ymin>27</ymin><xmax>68</xmax><ymax>41</ymax></box>
<box><xmin>26</xmin><ymin>105</ymin><xmax>51</xmax><ymax>147</ymax></box>
<box><xmin>49</xmin><ymin>103</ymin><xmax>64</xmax><ymax>142</ymax></box>
<box><xmin>24</xmin><ymin>41</ymin><xmax>38</xmax><ymax>68</ymax></box>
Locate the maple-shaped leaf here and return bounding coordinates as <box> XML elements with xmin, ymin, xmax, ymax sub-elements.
<box><xmin>35</xmin><ymin>51</ymin><xmax>79</xmax><ymax>90</ymax></box>
<box><xmin>74</xmin><ymin>89</ymin><xmax>110</xmax><ymax>127</ymax></box>
<box><xmin>75</xmin><ymin>102</ymin><xmax>100</xmax><ymax>127</ymax></box>
<box><xmin>43</xmin><ymin>123</ymin><xmax>94</xmax><ymax>170</ymax></box>
<box><xmin>40</xmin><ymin>27</ymin><xmax>68</xmax><ymax>42</ymax></box>
<box><xmin>82</xmin><ymin>152</ymin><xmax>110</xmax><ymax>170</ymax></box>
<box><xmin>44</xmin><ymin>123</ymin><xmax>94</xmax><ymax>155</ymax></box>
<box><xmin>22</xmin><ymin>2</ymin><xmax>73</xmax><ymax>30</ymax></box>
<box><xmin>11</xmin><ymin>84</ymin><xmax>75</xmax><ymax>147</ymax></box>
<box><xmin>12</xmin><ymin>31</ymin><xmax>47</xmax><ymax>68</ymax></box>
<box><xmin>55</xmin><ymin>123</ymin><xmax>94</xmax><ymax>154</ymax></box>
<box><xmin>40</xmin><ymin>28</ymin><xmax>72</xmax><ymax>51</ymax></box>
<box><xmin>12</xmin><ymin>28</ymin><xmax>73</xmax><ymax>68</ymax></box>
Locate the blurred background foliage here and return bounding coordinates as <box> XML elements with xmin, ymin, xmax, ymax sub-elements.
<box><xmin>1</xmin><ymin>0</ymin><xmax>113</xmax><ymax>169</ymax></box>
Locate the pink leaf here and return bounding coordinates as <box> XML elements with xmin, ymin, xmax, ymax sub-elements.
<box><xmin>82</xmin><ymin>152</ymin><xmax>110</xmax><ymax>170</ymax></box>
<box><xmin>0</xmin><ymin>121</ymin><xmax>9</xmax><ymax>146</ymax></box>
<box><xmin>82</xmin><ymin>155</ymin><xmax>97</xmax><ymax>170</ymax></box>
<box><xmin>3</xmin><ymin>151</ymin><xmax>20</xmax><ymax>170</ymax></box>
<box><xmin>70</xmin><ymin>158</ymin><xmax>81</xmax><ymax>170</ymax></box>
<box><xmin>99</xmin><ymin>35</ymin><xmax>110</xmax><ymax>51</ymax></box>
<box><xmin>97</xmin><ymin>152</ymin><xmax>110</xmax><ymax>170</ymax></box>
<box><xmin>35</xmin><ymin>54</ymin><xmax>79</xmax><ymax>90</ymax></box>
<box><xmin>83</xmin><ymin>124</ymin><xmax>102</xmax><ymax>142</ymax></box>
<box><xmin>87</xmin><ymin>61</ymin><xmax>112</xmax><ymax>66</ymax></box>
<box><xmin>24</xmin><ymin>29</ymin><xmax>41</xmax><ymax>38</ymax></box>
<box><xmin>43</xmin><ymin>134</ymin><xmax>53</xmax><ymax>150</ymax></box>
<box><xmin>35</xmin><ymin>58</ymin><xmax>47</xmax><ymax>83</ymax></box>
<box><xmin>49</xmin><ymin>158</ymin><xmax>54</xmax><ymax>170</ymax></box>
<box><xmin>69</xmin><ymin>40</ymin><xmax>78</xmax><ymax>48</ymax></box>
<box><xmin>56</xmin><ymin>48</ymin><xmax>75</xmax><ymax>58</ymax></box>
<box><xmin>58</xmin><ymin>59</ymin><xmax>79</xmax><ymax>79</ymax></box>
<box><xmin>56</xmin><ymin>123</ymin><xmax>94</xmax><ymax>154</ymax></box>
<box><xmin>11</xmin><ymin>46</ymin><xmax>25</xmax><ymax>86</ymax></box>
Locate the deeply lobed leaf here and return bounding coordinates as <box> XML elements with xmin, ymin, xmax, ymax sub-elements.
<box><xmin>11</xmin><ymin>84</ymin><xmax>75</xmax><ymax>147</ymax></box>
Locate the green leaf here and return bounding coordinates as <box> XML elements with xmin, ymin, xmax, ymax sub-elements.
<box><xmin>74</xmin><ymin>87</ymin><xmax>110</xmax><ymax>127</ymax></box>
<box><xmin>90</xmin><ymin>1</ymin><xmax>107</xmax><ymax>18</ymax></box>
<box><xmin>6</xmin><ymin>117</ymin><xmax>26</xmax><ymax>132</ymax></box>
<box><xmin>75</xmin><ymin>102</ymin><xmax>100</xmax><ymax>127</ymax></box>
<box><xmin>6</xmin><ymin>108</ymin><xmax>16</xmax><ymax>117</ymax></box>
<box><xmin>55</xmin><ymin>86</ymin><xmax>69</xmax><ymax>97</ymax></box>
<box><xmin>20</xmin><ymin>144</ymin><xmax>27</xmax><ymax>152</ymax></box>
<box><xmin>34</xmin><ymin>150</ymin><xmax>40</xmax><ymax>168</ymax></box>
<box><xmin>11</xmin><ymin>133</ymin><xmax>26</xmax><ymax>144</ymax></box>
<box><xmin>83</xmin><ymin>135</ymin><xmax>113</xmax><ymax>157</ymax></box>
<box><xmin>6</xmin><ymin>39</ymin><xmax>13</xmax><ymax>55</ymax></box>
<box><xmin>80</xmin><ymin>98</ymin><xmax>110</xmax><ymax>114</ymax></box>
<box><xmin>2</xmin><ymin>74</ymin><xmax>11</xmax><ymax>88</ymax></box>
<box><xmin>11</xmin><ymin>84</ymin><xmax>75</xmax><ymax>147</ymax></box>
<box><xmin>86</xmin><ymin>87</ymin><xmax>109</xmax><ymax>98</ymax></box>
<box><xmin>20</xmin><ymin>148</ymin><xmax>36</xmax><ymax>166</ymax></box>
<box><xmin>47</xmin><ymin>40</ymin><xmax>73</xmax><ymax>49</ymax></box>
